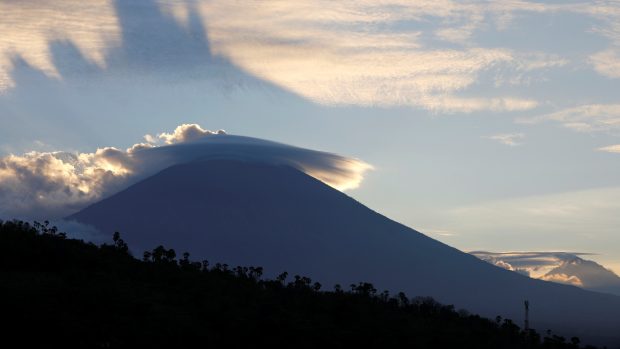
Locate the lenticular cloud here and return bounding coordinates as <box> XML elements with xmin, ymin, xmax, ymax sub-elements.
<box><xmin>0</xmin><ymin>124</ymin><xmax>371</xmax><ymax>219</ymax></box>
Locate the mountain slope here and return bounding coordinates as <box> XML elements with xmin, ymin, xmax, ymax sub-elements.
<box><xmin>69</xmin><ymin>159</ymin><xmax>620</xmax><ymax>345</ymax></box>
<box><xmin>0</xmin><ymin>220</ymin><xmax>589</xmax><ymax>348</ymax></box>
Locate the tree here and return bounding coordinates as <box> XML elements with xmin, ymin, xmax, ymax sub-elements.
<box><xmin>112</xmin><ymin>232</ymin><xmax>129</xmax><ymax>253</ymax></box>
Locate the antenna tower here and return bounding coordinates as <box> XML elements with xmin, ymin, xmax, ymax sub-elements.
<box><xmin>524</xmin><ymin>300</ymin><xmax>530</xmax><ymax>331</ymax></box>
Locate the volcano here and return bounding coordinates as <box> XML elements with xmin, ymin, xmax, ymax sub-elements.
<box><xmin>69</xmin><ymin>158</ymin><xmax>620</xmax><ymax>345</ymax></box>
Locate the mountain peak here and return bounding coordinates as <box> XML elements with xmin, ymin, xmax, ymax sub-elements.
<box><xmin>69</xmin><ymin>159</ymin><xmax>620</xmax><ymax>344</ymax></box>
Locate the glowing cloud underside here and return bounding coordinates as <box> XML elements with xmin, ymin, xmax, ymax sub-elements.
<box><xmin>0</xmin><ymin>124</ymin><xmax>372</xmax><ymax>219</ymax></box>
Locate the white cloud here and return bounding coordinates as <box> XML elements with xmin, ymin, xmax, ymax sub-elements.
<box><xmin>590</xmin><ymin>49</ymin><xmax>620</xmax><ymax>79</ymax></box>
<box><xmin>541</xmin><ymin>273</ymin><xmax>583</xmax><ymax>287</ymax></box>
<box><xmin>517</xmin><ymin>104</ymin><xmax>620</xmax><ymax>134</ymax></box>
<box><xmin>471</xmin><ymin>251</ymin><xmax>620</xmax><ymax>294</ymax></box>
<box><xmin>0</xmin><ymin>0</ymin><xmax>120</xmax><ymax>91</ymax></box>
<box><xmin>3</xmin><ymin>0</ymin><xmax>609</xmax><ymax>113</ymax></box>
<box><xmin>148</xmin><ymin>124</ymin><xmax>227</xmax><ymax>145</ymax></box>
<box><xmin>1</xmin><ymin>0</ymin><xmax>618</xmax><ymax>114</ymax></box>
<box><xmin>150</xmin><ymin>0</ymin><xmax>567</xmax><ymax>113</ymax></box>
<box><xmin>0</xmin><ymin>124</ymin><xmax>371</xmax><ymax>219</ymax></box>
<box><xmin>443</xmin><ymin>188</ymin><xmax>620</xmax><ymax>275</ymax></box>
<box><xmin>583</xmin><ymin>3</ymin><xmax>620</xmax><ymax>78</ymax></box>
<box><xmin>485</xmin><ymin>133</ymin><xmax>525</xmax><ymax>146</ymax></box>
<box><xmin>420</xmin><ymin>228</ymin><xmax>458</xmax><ymax>237</ymax></box>
<box><xmin>471</xmin><ymin>251</ymin><xmax>589</xmax><ymax>279</ymax></box>
<box><xmin>598</xmin><ymin>144</ymin><xmax>620</xmax><ymax>153</ymax></box>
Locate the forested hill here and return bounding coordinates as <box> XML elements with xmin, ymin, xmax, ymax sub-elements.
<box><xmin>0</xmin><ymin>220</ymin><xmax>598</xmax><ymax>348</ymax></box>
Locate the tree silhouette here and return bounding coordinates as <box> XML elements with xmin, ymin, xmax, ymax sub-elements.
<box><xmin>112</xmin><ymin>231</ymin><xmax>129</xmax><ymax>253</ymax></box>
<box><xmin>0</xmin><ymin>220</ymin><xmax>598</xmax><ymax>349</ymax></box>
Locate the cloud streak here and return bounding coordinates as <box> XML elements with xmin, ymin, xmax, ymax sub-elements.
<box><xmin>153</xmin><ymin>0</ymin><xmax>573</xmax><ymax>113</ymax></box>
<box><xmin>485</xmin><ymin>133</ymin><xmax>525</xmax><ymax>146</ymax></box>
<box><xmin>0</xmin><ymin>0</ymin><xmax>120</xmax><ymax>91</ymax></box>
<box><xmin>584</xmin><ymin>3</ymin><xmax>620</xmax><ymax>79</ymax></box>
<box><xmin>598</xmin><ymin>144</ymin><xmax>620</xmax><ymax>153</ymax></box>
<box><xmin>0</xmin><ymin>124</ymin><xmax>371</xmax><ymax>219</ymax></box>
<box><xmin>518</xmin><ymin>104</ymin><xmax>620</xmax><ymax>134</ymax></box>
<box><xmin>2</xmin><ymin>0</ymin><xmax>618</xmax><ymax>114</ymax></box>
<box><xmin>590</xmin><ymin>50</ymin><xmax>620</xmax><ymax>79</ymax></box>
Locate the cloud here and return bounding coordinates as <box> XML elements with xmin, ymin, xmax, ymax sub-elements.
<box><xmin>471</xmin><ymin>251</ymin><xmax>591</xmax><ymax>278</ymax></box>
<box><xmin>147</xmin><ymin>124</ymin><xmax>227</xmax><ymax>145</ymax></box>
<box><xmin>0</xmin><ymin>0</ymin><xmax>120</xmax><ymax>91</ymax></box>
<box><xmin>442</xmin><ymin>187</ymin><xmax>620</xmax><ymax>280</ymax></box>
<box><xmin>420</xmin><ymin>228</ymin><xmax>458</xmax><ymax>237</ymax></box>
<box><xmin>149</xmin><ymin>0</ymin><xmax>572</xmax><ymax>113</ymax></box>
<box><xmin>3</xmin><ymin>0</ymin><xmax>614</xmax><ymax>113</ymax></box>
<box><xmin>485</xmin><ymin>133</ymin><xmax>525</xmax><ymax>146</ymax></box>
<box><xmin>0</xmin><ymin>150</ymin><xmax>130</xmax><ymax>219</ymax></box>
<box><xmin>471</xmin><ymin>251</ymin><xmax>620</xmax><ymax>294</ymax></box>
<box><xmin>517</xmin><ymin>104</ymin><xmax>620</xmax><ymax>134</ymax></box>
<box><xmin>0</xmin><ymin>124</ymin><xmax>371</xmax><ymax>219</ymax></box>
<box><xmin>598</xmin><ymin>144</ymin><xmax>620</xmax><ymax>153</ymax></box>
<box><xmin>583</xmin><ymin>3</ymin><xmax>620</xmax><ymax>78</ymax></box>
<box><xmin>540</xmin><ymin>273</ymin><xmax>583</xmax><ymax>287</ymax></box>
<box><xmin>590</xmin><ymin>50</ymin><xmax>620</xmax><ymax>79</ymax></box>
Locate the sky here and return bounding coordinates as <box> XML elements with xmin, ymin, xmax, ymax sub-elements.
<box><xmin>1</xmin><ymin>1</ymin><xmax>620</xmax><ymax>273</ymax></box>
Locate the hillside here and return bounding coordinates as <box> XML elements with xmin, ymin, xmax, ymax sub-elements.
<box><xmin>68</xmin><ymin>159</ymin><xmax>620</xmax><ymax>345</ymax></box>
<box><xmin>0</xmin><ymin>220</ymin><xmax>597</xmax><ymax>348</ymax></box>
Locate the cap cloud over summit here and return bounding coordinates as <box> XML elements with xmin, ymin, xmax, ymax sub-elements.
<box><xmin>0</xmin><ymin>124</ymin><xmax>371</xmax><ymax>219</ymax></box>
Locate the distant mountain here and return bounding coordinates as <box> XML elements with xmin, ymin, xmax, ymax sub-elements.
<box><xmin>471</xmin><ymin>251</ymin><xmax>620</xmax><ymax>297</ymax></box>
<box><xmin>546</xmin><ymin>257</ymin><xmax>620</xmax><ymax>296</ymax></box>
<box><xmin>69</xmin><ymin>159</ymin><xmax>620</xmax><ymax>346</ymax></box>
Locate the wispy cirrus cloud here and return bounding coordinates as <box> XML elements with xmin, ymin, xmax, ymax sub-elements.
<box><xmin>0</xmin><ymin>124</ymin><xmax>371</xmax><ymax>219</ymax></box>
<box><xmin>598</xmin><ymin>144</ymin><xmax>620</xmax><ymax>153</ymax></box>
<box><xmin>0</xmin><ymin>0</ymin><xmax>120</xmax><ymax>91</ymax></box>
<box><xmin>3</xmin><ymin>0</ymin><xmax>618</xmax><ymax>114</ymax></box>
<box><xmin>152</xmin><ymin>0</ymin><xmax>583</xmax><ymax>113</ymax></box>
<box><xmin>485</xmin><ymin>133</ymin><xmax>525</xmax><ymax>146</ymax></box>
<box><xmin>584</xmin><ymin>3</ymin><xmax>620</xmax><ymax>79</ymax></box>
<box><xmin>517</xmin><ymin>104</ymin><xmax>620</xmax><ymax>134</ymax></box>
<box><xmin>590</xmin><ymin>49</ymin><xmax>620</xmax><ymax>79</ymax></box>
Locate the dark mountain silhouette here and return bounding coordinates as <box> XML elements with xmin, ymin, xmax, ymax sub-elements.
<box><xmin>0</xmin><ymin>220</ymin><xmax>594</xmax><ymax>348</ymax></box>
<box><xmin>69</xmin><ymin>159</ymin><xmax>620</xmax><ymax>346</ymax></box>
